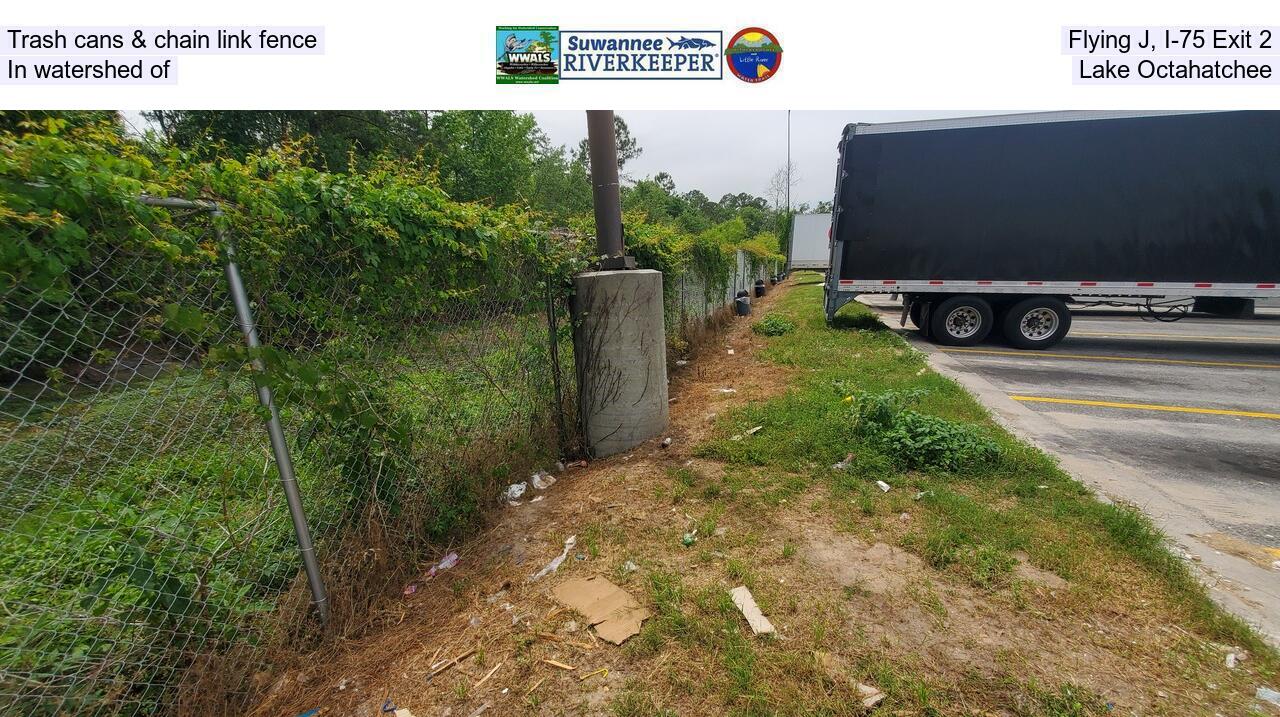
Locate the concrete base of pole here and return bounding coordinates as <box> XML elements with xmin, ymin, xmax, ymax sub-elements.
<box><xmin>572</xmin><ymin>269</ymin><xmax>669</xmax><ymax>458</ymax></box>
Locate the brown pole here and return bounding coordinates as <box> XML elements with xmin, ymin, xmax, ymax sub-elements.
<box><xmin>585</xmin><ymin>110</ymin><xmax>634</xmax><ymax>269</ymax></box>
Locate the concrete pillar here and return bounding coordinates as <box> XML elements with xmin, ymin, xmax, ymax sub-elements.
<box><xmin>572</xmin><ymin>269</ymin><xmax>668</xmax><ymax>457</ymax></box>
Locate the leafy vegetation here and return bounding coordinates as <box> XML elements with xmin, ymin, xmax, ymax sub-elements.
<box><xmin>0</xmin><ymin>110</ymin><xmax>792</xmax><ymax>714</ymax></box>
<box><xmin>850</xmin><ymin>389</ymin><xmax>1002</xmax><ymax>471</ymax></box>
<box><xmin>750</xmin><ymin>314</ymin><xmax>796</xmax><ymax>337</ymax></box>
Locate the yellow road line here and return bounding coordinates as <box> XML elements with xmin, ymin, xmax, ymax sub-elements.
<box><xmin>1010</xmin><ymin>395</ymin><xmax>1280</xmax><ymax>420</ymax></box>
<box><xmin>1073</xmin><ymin>330</ymin><xmax>1280</xmax><ymax>342</ymax></box>
<box><xmin>938</xmin><ymin>347</ymin><xmax>1280</xmax><ymax>370</ymax></box>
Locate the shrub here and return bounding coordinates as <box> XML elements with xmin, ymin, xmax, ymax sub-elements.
<box><xmin>751</xmin><ymin>315</ymin><xmax>796</xmax><ymax>337</ymax></box>
<box><xmin>851</xmin><ymin>390</ymin><xmax>1001</xmax><ymax>472</ymax></box>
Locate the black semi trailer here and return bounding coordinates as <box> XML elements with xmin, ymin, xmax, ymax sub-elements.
<box><xmin>824</xmin><ymin>111</ymin><xmax>1280</xmax><ymax>348</ymax></box>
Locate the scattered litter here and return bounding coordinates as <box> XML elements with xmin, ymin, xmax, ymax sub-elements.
<box><xmin>296</xmin><ymin>711</ymin><xmax>318</xmax><ymax>717</ymax></box>
<box><xmin>529</xmin><ymin>495</ymin><xmax>545</xmax><ymax>503</ymax></box>
<box><xmin>428</xmin><ymin>648</ymin><xmax>475</xmax><ymax>680</ymax></box>
<box><xmin>661</xmin><ymin>437</ymin><xmax>673</xmax><ymax>448</ymax></box>
<box><xmin>503</xmin><ymin>482</ymin><xmax>528</xmax><ymax>501</ymax></box>
<box><xmin>473</xmin><ymin>662</ymin><xmax>502</xmax><ymax>689</ymax></box>
<box><xmin>899</xmin><ymin>512</ymin><xmax>911</xmax><ymax>522</ymax></box>
<box><xmin>668</xmin><ymin>397</ymin><xmax>678</xmax><ymax>403</ymax></box>
<box><xmin>551</xmin><ymin>575</ymin><xmax>651</xmax><ymax>645</ymax></box>
<box><xmin>531</xmin><ymin>472</ymin><xmax>556</xmax><ymax>490</ymax></box>
<box><xmin>1273</xmin><ymin>560</ymin><xmax>1280</xmax><ymax>571</ymax></box>
<box><xmin>915</xmin><ymin>367</ymin><xmax>926</xmax><ymax>376</ymax></box>
<box><xmin>578</xmin><ymin>667</ymin><xmax>609</xmax><ymax>682</ymax></box>
<box><xmin>730</xmin><ymin>434</ymin><xmax>743</xmax><ymax>442</ymax></box>
<box><xmin>727</xmin><ymin>349</ymin><xmax>735</xmax><ymax>355</ymax></box>
<box><xmin>555</xmin><ymin>461</ymin><xmax>566</xmax><ymax>472</ymax></box>
<box><xmin>675</xmin><ymin>360</ymin><xmax>688</xmax><ymax>366</ymax></box>
<box><xmin>531</xmin><ymin>535</ymin><xmax>576</xmax><ymax>581</ymax></box>
<box><xmin>382</xmin><ymin>700</ymin><xmax>417</xmax><ymax>717</ymax></box>
<box><xmin>567</xmin><ymin>459</ymin><xmax>589</xmax><ymax>469</ymax></box>
<box><xmin>857</xmin><ymin>683</ymin><xmax>885</xmax><ymax>709</ymax></box>
<box><xmin>682</xmin><ymin>530</ymin><xmax>698</xmax><ymax>546</ymax></box>
<box><xmin>842</xmin><ymin>395</ymin><xmax>853</xmax><ymax>404</ymax></box>
<box><xmin>542</xmin><ymin>658</ymin><xmax>575</xmax><ymax>671</ymax></box>
<box><xmin>1257</xmin><ymin>687</ymin><xmax>1280</xmax><ymax>706</ymax></box>
<box><xmin>816</xmin><ymin>651</ymin><xmax>884</xmax><ymax>707</ymax></box>
<box><xmin>467</xmin><ymin>703</ymin><xmax>490</xmax><ymax>717</ymax></box>
<box><xmin>875</xmin><ymin>480</ymin><xmax>891</xmax><ymax>493</ymax></box>
<box><xmin>746</xmin><ymin>425</ymin><xmax>763</xmax><ymax>435</ymax></box>
<box><xmin>832</xmin><ymin>453</ymin><xmax>854</xmax><ymax>470</ymax></box>
<box><xmin>622</xmin><ymin>560</ymin><xmax>639</xmax><ymax>573</ymax></box>
<box><xmin>1226</xmin><ymin>653</ymin><xmax>1238</xmax><ymax>669</ymax></box>
<box><xmin>575</xmin><ymin>553</ymin><xmax>586</xmax><ymax>561</ymax></box>
<box><xmin>402</xmin><ymin>583</ymin><xmax>418</xmax><ymax>597</ymax></box>
<box><xmin>468</xmin><ymin>616</ymin><xmax>481</xmax><ymax>628</ymax></box>
<box><xmin>427</xmin><ymin>550</ymin><xmax>458</xmax><ymax>578</ymax></box>
<box><xmin>715</xmin><ymin>388</ymin><xmax>737</xmax><ymax>394</ymax></box>
<box><xmin>507</xmin><ymin>501</ymin><xmax>522</xmax><ymax>507</ymax></box>
<box><xmin>337</xmin><ymin>677</ymin><xmax>349</xmax><ymax>690</ymax></box>
<box><xmin>729</xmin><ymin>585</ymin><xmax>775</xmax><ymax>636</ymax></box>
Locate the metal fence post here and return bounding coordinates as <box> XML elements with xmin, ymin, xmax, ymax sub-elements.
<box><xmin>217</xmin><ymin>212</ymin><xmax>330</xmax><ymax>624</ymax></box>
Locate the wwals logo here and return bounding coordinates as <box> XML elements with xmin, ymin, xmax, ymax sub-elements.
<box><xmin>496</xmin><ymin>26</ymin><xmax>559</xmax><ymax>84</ymax></box>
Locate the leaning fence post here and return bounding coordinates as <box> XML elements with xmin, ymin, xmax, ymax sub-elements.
<box><xmin>217</xmin><ymin>211</ymin><xmax>330</xmax><ymax>624</ymax></box>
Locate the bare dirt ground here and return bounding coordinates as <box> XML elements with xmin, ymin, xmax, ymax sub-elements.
<box><xmin>249</xmin><ymin>281</ymin><xmax>1274</xmax><ymax>717</ymax></box>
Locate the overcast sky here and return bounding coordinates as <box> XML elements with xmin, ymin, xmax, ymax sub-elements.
<box><xmin>532</xmin><ymin>111</ymin><xmax>996</xmax><ymax>208</ymax></box>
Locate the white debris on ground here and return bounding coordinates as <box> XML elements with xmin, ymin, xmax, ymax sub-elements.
<box><xmin>530</xmin><ymin>535</ymin><xmax>576</xmax><ymax>582</ymax></box>
<box><xmin>729</xmin><ymin>585</ymin><xmax>775</xmax><ymax>636</ymax></box>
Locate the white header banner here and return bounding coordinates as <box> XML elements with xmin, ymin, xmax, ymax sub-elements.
<box><xmin>3</xmin><ymin>0</ymin><xmax>1280</xmax><ymax>108</ymax></box>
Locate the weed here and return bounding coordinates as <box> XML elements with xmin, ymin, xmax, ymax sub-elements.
<box><xmin>851</xmin><ymin>390</ymin><xmax>1001</xmax><ymax>472</ymax></box>
<box><xmin>751</xmin><ymin>314</ymin><xmax>797</xmax><ymax>336</ymax></box>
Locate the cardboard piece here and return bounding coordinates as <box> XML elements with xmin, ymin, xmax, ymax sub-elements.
<box><xmin>729</xmin><ymin>585</ymin><xmax>775</xmax><ymax>636</ymax></box>
<box><xmin>551</xmin><ymin>575</ymin><xmax>650</xmax><ymax>645</ymax></box>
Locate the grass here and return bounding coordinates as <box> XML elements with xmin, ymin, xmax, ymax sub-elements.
<box><xmin>0</xmin><ymin>315</ymin><xmax>569</xmax><ymax>715</ymax></box>
<box><xmin>652</xmin><ymin>277</ymin><xmax>1277</xmax><ymax>712</ymax></box>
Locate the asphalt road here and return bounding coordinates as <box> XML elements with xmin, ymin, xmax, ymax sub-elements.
<box><xmin>859</xmin><ymin>295</ymin><xmax>1280</xmax><ymax>644</ymax></box>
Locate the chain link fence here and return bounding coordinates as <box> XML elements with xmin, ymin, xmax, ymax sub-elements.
<box><xmin>665</xmin><ymin>250</ymin><xmax>776</xmax><ymax>357</ymax></box>
<box><xmin>1</xmin><ymin>199</ymin><xmax>767</xmax><ymax>715</ymax></box>
<box><xmin>0</xmin><ymin>200</ymin><xmax>576</xmax><ymax>716</ymax></box>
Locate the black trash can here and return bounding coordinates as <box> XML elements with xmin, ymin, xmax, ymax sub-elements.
<box><xmin>734</xmin><ymin>296</ymin><xmax>751</xmax><ymax>316</ymax></box>
<box><xmin>754</xmin><ymin>279</ymin><xmax>767</xmax><ymax>297</ymax></box>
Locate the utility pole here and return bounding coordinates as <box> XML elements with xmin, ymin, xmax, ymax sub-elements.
<box><xmin>571</xmin><ymin>110</ymin><xmax>667</xmax><ymax>458</ymax></box>
<box><xmin>786</xmin><ymin>109</ymin><xmax>791</xmax><ymax>215</ymax></box>
<box><xmin>586</xmin><ymin>110</ymin><xmax>635</xmax><ymax>270</ymax></box>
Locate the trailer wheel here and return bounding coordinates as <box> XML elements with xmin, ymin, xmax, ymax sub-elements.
<box><xmin>928</xmin><ymin>295</ymin><xmax>993</xmax><ymax>346</ymax></box>
<box><xmin>1002</xmin><ymin>297</ymin><xmax>1071</xmax><ymax>350</ymax></box>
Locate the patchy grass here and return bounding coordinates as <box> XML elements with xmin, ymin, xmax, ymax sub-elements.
<box><xmin>699</xmin><ymin>280</ymin><xmax>1277</xmax><ymax>684</ymax></box>
<box><xmin>245</xmin><ymin>277</ymin><xmax>1277</xmax><ymax>717</ymax></box>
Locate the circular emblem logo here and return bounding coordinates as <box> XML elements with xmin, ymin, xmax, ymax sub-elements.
<box><xmin>726</xmin><ymin>28</ymin><xmax>782</xmax><ymax>83</ymax></box>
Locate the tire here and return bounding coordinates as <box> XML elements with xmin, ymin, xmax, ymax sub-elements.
<box><xmin>1002</xmin><ymin>296</ymin><xmax>1071</xmax><ymax>349</ymax></box>
<box><xmin>928</xmin><ymin>295</ymin><xmax>993</xmax><ymax>346</ymax></box>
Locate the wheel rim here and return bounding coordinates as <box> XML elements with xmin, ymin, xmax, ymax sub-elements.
<box><xmin>1019</xmin><ymin>308</ymin><xmax>1059</xmax><ymax>340</ymax></box>
<box><xmin>944</xmin><ymin>306</ymin><xmax>982</xmax><ymax>339</ymax></box>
